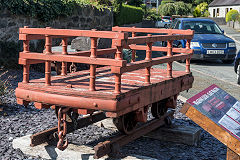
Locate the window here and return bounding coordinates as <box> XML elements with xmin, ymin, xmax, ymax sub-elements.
<box><xmin>226</xmin><ymin>8</ymin><xmax>229</xmax><ymax>15</ymax></box>
<box><xmin>217</xmin><ymin>8</ymin><xmax>219</xmax><ymax>16</ymax></box>
<box><xmin>182</xmin><ymin>21</ymin><xmax>222</xmax><ymax>34</ymax></box>
<box><xmin>174</xmin><ymin>21</ymin><xmax>180</xmax><ymax>29</ymax></box>
<box><xmin>213</xmin><ymin>9</ymin><xmax>216</xmax><ymax>17</ymax></box>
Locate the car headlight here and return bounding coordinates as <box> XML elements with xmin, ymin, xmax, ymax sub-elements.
<box><xmin>190</xmin><ymin>42</ymin><xmax>200</xmax><ymax>48</ymax></box>
<box><xmin>229</xmin><ymin>42</ymin><xmax>236</xmax><ymax>47</ymax></box>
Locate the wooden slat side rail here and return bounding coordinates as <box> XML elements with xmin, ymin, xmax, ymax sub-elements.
<box><xmin>19</xmin><ymin>28</ymin><xmax>128</xmax><ymax>40</ymax></box>
<box><xmin>119</xmin><ymin>34</ymin><xmax>193</xmax><ymax>45</ymax></box>
<box><xmin>112</xmin><ymin>26</ymin><xmax>194</xmax><ymax>35</ymax></box>
<box><xmin>111</xmin><ymin>53</ymin><xmax>192</xmax><ymax>74</ymax></box>
<box><xmin>181</xmin><ymin>103</ymin><xmax>240</xmax><ymax>156</ymax></box>
<box><xmin>19</xmin><ymin>52</ymin><xmax>127</xmax><ymax>67</ymax></box>
<box><xmin>19</xmin><ymin>34</ymin><xmax>70</xmax><ymax>41</ymax></box>
<box><xmin>128</xmin><ymin>45</ymin><xmax>193</xmax><ymax>54</ymax></box>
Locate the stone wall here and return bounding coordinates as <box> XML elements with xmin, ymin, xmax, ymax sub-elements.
<box><xmin>0</xmin><ymin>6</ymin><xmax>113</xmax><ymax>43</ymax></box>
<box><xmin>0</xmin><ymin>6</ymin><xmax>113</xmax><ymax>68</ymax></box>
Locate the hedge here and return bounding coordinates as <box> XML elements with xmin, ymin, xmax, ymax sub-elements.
<box><xmin>0</xmin><ymin>0</ymin><xmax>108</xmax><ymax>22</ymax></box>
<box><xmin>114</xmin><ymin>4</ymin><xmax>144</xmax><ymax>26</ymax></box>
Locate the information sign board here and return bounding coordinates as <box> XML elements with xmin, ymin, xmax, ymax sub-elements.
<box><xmin>187</xmin><ymin>84</ymin><xmax>240</xmax><ymax>141</ymax></box>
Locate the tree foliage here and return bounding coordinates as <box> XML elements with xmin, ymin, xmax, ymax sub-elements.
<box><xmin>125</xmin><ymin>0</ymin><xmax>143</xmax><ymax>7</ymax></box>
<box><xmin>226</xmin><ymin>10</ymin><xmax>239</xmax><ymax>22</ymax></box>
<box><xmin>158</xmin><ymin>1</ymin><xmax>191</xmax><ymax>16</ymax></box>
<box><xmin>193</xmin><ymin>2</ymin><xmax>210</xmax><ymax>17</ymax></box>
<box><xmin>161</xmin><ymin>0</ymin><xmax>174</xmax><ymax>5</ymax></box>
<box><xmin>175</xmin><ymin>0</ymin><xmax>214</xmax><ymax>6</ymax></box>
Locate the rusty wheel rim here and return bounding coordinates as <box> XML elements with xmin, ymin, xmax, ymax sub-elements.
<box><xmin>113</xmin><ymin>112</ymin><xmax>137</xmax><ymax>135</ymax></box>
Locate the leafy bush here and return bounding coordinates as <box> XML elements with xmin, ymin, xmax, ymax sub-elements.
<box><xmin>145</xmin><ymin>8</ymin><xmax>161</xmax><ymax>21</ymax></box>
<box><xmin>0</xmin><ymin>41</ymin><xmax>22</xmax><ymax>69</ymax></box>
<box><xmin>161</xmin><ymin>0</ymin><xmax>174</xmax><ymax>5</ymax></box>
<box><xmin>159</xmin><ymin>1</ymin><xmax>191</xmax><ymax>16</ymax></box>
<box><xmin>126</xmin><ymin>0</ymin><xmax>143</xmax><ymax>7</ymax></box>
<box><xmin>0</xmin><ymin>0</ymin><xmax>110</xmax><ymax>22</ymax></box>
<box><xmin>193</xmin><ymin>2</ymin><xmax>210</xmax><ymax>17</ymax></box>
<box><xmin>226</xmin><ymin>9</ymin><xmax>239</xmax><ymax>22</ymax></box>
<box><xmin>114</xmin><ymin>4</ymin><xmax>143</xmax><ymax>26</ymax></box>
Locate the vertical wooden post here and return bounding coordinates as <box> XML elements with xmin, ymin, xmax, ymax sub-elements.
<box><xmin>45</xmin><ymin>27</ymin><xmax>52</xmax><ymax>86</ymax></box>
<box><xmin>145</xmin><ymin>34</ymin><xmax>152</xmax><ymax>84</ymax></box>
<box><xmin>131</xmin><ymin>26</ymin><xmax>136</xmax><ymax>62</ymax></box>
<box><xmin>89</xmin><ymin>35</ymin><xmax>97</xmax><ymax>91</ymax></box>
<box><xmin>61</xmin><ymin>38</ymin><xmax>68</xmax><ymax>76</ymax></box>
<box><xmin>167</xmin><ymin>40</ymin><xmax>173</xmax><ymax>78</ymax></box>
<box><xmin>185</xmin><ymin>39</ymin><xmax>191</xmax><ymax>73</ymax></box>
<box><xmin>22</xmin><ymin>26</ymin><xmax>30</xmax><ymax>83</ymax></box>
<box><xmin>114</xmin><ymin>45</ymin><xmax>123</xmax><ymax>94</ymax></box>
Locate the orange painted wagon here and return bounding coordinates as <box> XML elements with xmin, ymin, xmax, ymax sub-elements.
<box><xmin>15</xmin><ymin>26</ymin><xmax>194</xmax><ymax>152</ymax></box>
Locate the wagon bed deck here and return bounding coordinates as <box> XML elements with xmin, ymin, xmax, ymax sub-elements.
<box><xmin>17</xmin><ymin>66</ymin><xmax>191</xmax><ymax>100</ymax></box>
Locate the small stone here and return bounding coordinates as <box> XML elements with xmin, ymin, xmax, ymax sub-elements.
<box><xmin>8</xmin><ymin>137</ymin><xmax>13</xmax><ymax>141</ymax></box>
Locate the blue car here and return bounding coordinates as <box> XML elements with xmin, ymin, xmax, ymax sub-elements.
<box><xmin>171</xmin><ymin>18</ymin><xmax>237</xmax><ymax>64</ymax></box>
<box><xmin>234</xmin><ymin>51</ymin><xmax>240</xmax><ymax>84</ymax></box>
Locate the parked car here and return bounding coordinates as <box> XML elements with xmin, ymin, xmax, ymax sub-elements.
<box><xmin>234</xmin><ymin>51</ymin><xmax>240</xmax><ymax>84</ymax></box>
<box><xmin>171</xmin><ymin>18</ymin><xmax>237</xmax><ymax>64</ymax></box>
<box><xmin>155</xmin><ymin>19</ymin><xmax>171</xmax><ymax>28</ymax></box>
<box><xmin>162</xmin><ymin>16</ymin><xmax>172</xmax><ymax>23</ymax></box>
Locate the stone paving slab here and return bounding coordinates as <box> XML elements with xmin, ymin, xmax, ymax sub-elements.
<box><xmin>12</xmin><ymin>135</ymin><xmax>157</xmax><ymax>160</ymax></box>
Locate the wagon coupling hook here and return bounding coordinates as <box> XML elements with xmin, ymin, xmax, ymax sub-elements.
<box><xmin>57</xmin><ymin>131</ymin><xmax>68</xmax><ymax>151</ymax></box>
<box><xmin>57</xmin><ymin>107</ymin><xmax>69</xmax><ymax>151</ymax></box>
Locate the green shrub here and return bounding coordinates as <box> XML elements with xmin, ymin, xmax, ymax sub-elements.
<box><xmin>159</xmin><ymin>1</ymin><xmax>191</xmax><ymax>16</ymax></box>
<box><xmin>0</xmin><ymin>41</ymin><xmax>22</xmax><ymax>69</ymax></box>
<box><xmin>226</xmin><ymin>9</ymin><xmax>239</xmax><ymax>22</ymax></box>
<box><xmin>0</xmin><ymin>0</ymin><xmax>110</xmax><ymax>22</ymax></box>
<box><xmin>145</xmin><ymin>8</ymin><xmax>161</xmax><ymax>21</ymax></box>
<box><xmin>193</xmin><ymin>2</ymin><xmax>210</xmax><ymax>17</ymax></box>
<box><xmin>161</xmin><ymin>0</ymin><xmax>174</xmax><ymax>5</ymax></box>
<box><xmin>114</xmin><ymin>4</ymin><xmax>143</xmax><ymax>26</ymax></box>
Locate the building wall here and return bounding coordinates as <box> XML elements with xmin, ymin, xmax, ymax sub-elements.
<box><xmin>209</xmin><ymin>5</ymin><xmax>240</xmax><ymax>18</ymax></box>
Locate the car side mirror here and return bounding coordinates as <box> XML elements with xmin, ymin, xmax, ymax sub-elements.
<box><xmin>221</xmin><ymin>29</ymin><xmax>224</xmax><ymax>33</ymax></box>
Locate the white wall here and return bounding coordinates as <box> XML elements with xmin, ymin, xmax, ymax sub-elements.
<box><xmin>209</xmin><ymin>6</ymin><xmax>240</xmax><ymax>18</ymax></box>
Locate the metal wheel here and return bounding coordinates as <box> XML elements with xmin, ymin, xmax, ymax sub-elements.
<box><xmin>113</xmin><ymin>112</ymin><xmax>137</xmax><ymax>134</ymax></box>
<box><xmin>151</xmin><ymin>99</ymin><xmax>168</xmax><ymax>119</ymax></box>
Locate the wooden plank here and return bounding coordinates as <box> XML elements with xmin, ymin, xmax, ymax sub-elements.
<box><xmin>111</xmin><ymin>54</ymin><xmax>192</xmax><ymax>74</ymax></box>
<box><xmin>126</xmin><ymin>35</ymin><xmax>193</xmax><ymax>45</ymax></box>
<box><xmin>19</xmin><ymin>28</ymin><xmax>128</xmax><ymax>39</ymax></box>
<box><xmin>181</xmin><ymin>103</ymin><xmax>240</xmax><ymax>156</ymax></box>
<box><xmin>112</xmin><ymin>27</ymin><xmax>194</xmax><ymax>35</ymax></box>
<box><xmin>145</xmin><ymin>124</ymin><xmax>201</xmax><ymax>146</ymax></box>
<box><xmin>129</xmin><ymin>45</ymin><xmax>193</xmax><ymax>54</ymax></box>
<box><xmin>227</xmin><ymin>148</ymin><xmax>240</xmax><ymax>160</ymax></box>
<box><xmin>19</xmin><ymin>52</ymin><xmax>126</xmax><ymax>67</ymax></box>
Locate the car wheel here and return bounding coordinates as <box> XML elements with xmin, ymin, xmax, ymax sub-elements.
<box><xmin>237</xmin><ymin>65</ymin><xmax>240</xmax><ymax>85</ymax></box>
<box><xmin>164</xmin><ymin>24</ymin><xmax>168</xmax><ymax>28</ymax></box>
<box><xmin>222</xmin><ymin>59</ymin><xmax>234</xmax><ymax>64</ymax></box>
<box><xmin>234</xmin><ymin>59</ymin><xmax>240</xmax><ymax>73</ymax></box>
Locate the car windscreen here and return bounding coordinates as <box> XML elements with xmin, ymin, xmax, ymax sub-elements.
<box><xmin>182</xmin><ymin>21</ymin><xmax>222</xmax><ymax>34</ymax></box>
<box><xmin>163</xmin><ymin>16</ymin><xmax>171</xmax><ymax>20</ymax></box>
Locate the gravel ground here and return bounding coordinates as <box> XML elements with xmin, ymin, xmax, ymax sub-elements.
<box><xmin>0</xmin><ymin>69</ymin><xmax>226</xmax><ymax>160</ymax></box>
